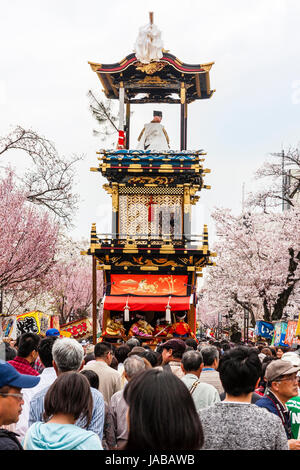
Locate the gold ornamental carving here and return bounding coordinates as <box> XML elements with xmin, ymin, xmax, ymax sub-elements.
<box><xmin>135</xmin><ymin>61</ymin><xmax>166</xmax><ymax>75</ymax></box>
<box><xmin>111</xmin><ymin>183</ymin><xmax>119</xmax><ymax>213</ymax></box>
<box><xmin>183</xmin><ymin>185</ymin><xmax>191</xmax><ymax>214</ymax></box>
<box><xmin>128</xmin><ymin>176</ymin><xmax>174</xmax><ymax>185</ymax></box>
<box><xmin>103</xmin><ymin>183</ymin><xmax>112</xmax><ymax>194</ymax></box>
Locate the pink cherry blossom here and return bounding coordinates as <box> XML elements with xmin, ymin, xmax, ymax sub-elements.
<box><xmin>0</xmin><ymin>169</ymin><xmax>58</xmax><ymax>290</ymax></box>
<box><xmin>200</xmin><ymin>207</ymin><xmax>300</xmax><ymax>327</ymax></box>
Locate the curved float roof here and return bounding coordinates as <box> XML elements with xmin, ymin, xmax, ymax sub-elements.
<box><xmin>88</xmin><ymin>52</ymin><xmax>215</xmax><ymax>104</ymax></box>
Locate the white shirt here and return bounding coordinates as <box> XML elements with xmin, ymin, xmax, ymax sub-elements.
<box><xmin>16</xmin><ymin>367</ymin><xmax>57</xmax><ymax>442</ymax></box>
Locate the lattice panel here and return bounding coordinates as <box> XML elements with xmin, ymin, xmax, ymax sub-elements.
<box><xmin>119</xmin><ymin>186</ymin><xmax>184</xmax><ymax>195</ymax></box>
<box><xmin>119</xmin><ymin>194</ymin><xmax>182</xmax><ymax>238</ymax></box>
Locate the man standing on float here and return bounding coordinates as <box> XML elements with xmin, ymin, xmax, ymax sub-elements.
<box><xmin>137</xmin><ymin>111</ymin><xmax>170</xmax><ymax>151</ymax></box>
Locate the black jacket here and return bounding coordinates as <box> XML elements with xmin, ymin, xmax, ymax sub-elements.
<box><xmin>0</xmin><ymin>429</ymin><xmax>23</xmax><ymax>450</ymax></box>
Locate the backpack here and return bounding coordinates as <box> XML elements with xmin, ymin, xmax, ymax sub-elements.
<box><xmin>189</xmin><ymin>379</ymin><xmax>201</xmax><ymax>395</ymax></box>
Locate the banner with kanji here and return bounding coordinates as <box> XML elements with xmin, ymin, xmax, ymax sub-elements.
<box><xmin>16</xmin><ymin>311</ymin><xmax>50</xmax><ymax>336</ymax></box>
<box><xmin>60</xmin><ymin>318</ymin><xmax>92</xmax><ymax>339</ymax></box>
<box><xmin>285</xmin><ymin>320</ymin><xmax>300</xmax><ymax>346</ymax></box>
<box><xmin>254</xmin><ymin>321</ymin><xmax>274</xmax><ymax>339</ymax></box>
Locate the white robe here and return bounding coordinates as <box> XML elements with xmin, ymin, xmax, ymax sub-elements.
<box><xmin>137</xmin><ymin>122</ymin><xmax>169</xmax><ymax>151</ymax></box>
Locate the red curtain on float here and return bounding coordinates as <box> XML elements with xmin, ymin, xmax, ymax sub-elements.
<box><xmin>103</xmin><ymin>296</ymin><xmax>190</xmax><ymax>312</ymax></box>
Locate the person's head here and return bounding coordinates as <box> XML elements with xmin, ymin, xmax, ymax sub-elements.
<box><xmin>4</xmin><ymin>342</ymin><xmax>17</xmax><ymax>361</ymax></box>
<box><xmin>142</xmin><ymin>349</ymin><xmax>159</xmax><ymax>367</ymax></box>
<box><xmin>110</xmin><ymin>355</ymin><xmax>119</xmax><ymax>370</ymax></box>
<box><xmin>275</xmin><ymin>347</ymin><xmax>285</xmax><ymax>359</ymax></box>
<box><xmin>43</xmin><ymin>372</ymin><xmax>93</xmax><ymax>428</ymax></box>
<box><xmin>261</xmin><ymin>356</ymin><xmax>277</xmax><ymax>374</ymax></box>
<box><xmin>8</xmin><ymin>338</ymin><xmax>16</xmax><ymax>349</ymax></box>
<box><xmin>84</xmin><ymin>353</ymin><xmax>95</xmax><ymax>365</ymax></box>
<box><xmin>152</xmin><ymin>110</ymin><xmax>162</xmax><ymax>123</ymax></box>
<box><xmin>181</xmin><ymin>350</ymin><xmax>203</xmax><ymax>378</ymax></box>
<box><xmin>153</xmin><ymin>346</ymin><xmax>163</xmax><ymax>366</ymax></box>
<box><xmin>52</xmin><ymin>337</ymin><xmax>84</xmax><ymax>374</ymax></box>
<box><xmin>45</xmin><ymin>328</ymin><xmax>60</xmax><ymax>338</ymax></box>
<box><xmin>123</xmin><ymin>368</ymin><xmax>204</xmax><ymax>451</ymax></box>
<box><xmin>94</xmin><ymin>341</ymin><xmax>113</xmax><ymax>365</ymax></box>
<box><xmin>80</xmin><ymin>369</ymin><xmax>99</xmax><ymax>389</ymax></box>
<box><xmin>114</xmin><ymin>344</ymin><xmax>130</xmax><ymax>364</ymax></box>
<box><xmin>38</xmin><ymin>336</ymin><xmax>58</xmax><ymax>368</ymax></box>
<box><xmin>128</xmin><ymin>346</ymin><xmax>146</xmax><ymax>358</ymax></box>
<box><xmin>218</xmin><ymin>346</ymin><xmax>262</xmax><ymax>397</ymax></box>
<box><xmin>265</xmin><ymin>359</ymin><xmax>300</xmax><ymax>403</ymax></box>
<box><xmin>261</xmin><ymin>347</ymin><xmax>273</xmax><ymax>357</ymax></box>
<box><xmin>161</xmin><ymin>339</ymin><xmax>186</xmax><ymax>364</ymax></box>
<box><xmin>80</xmin><ymin>340</ymin><xmax>89</xmax><ymax>353</ymax></box>
<box><xmin>126</xmin><ymin>337</ymin><xmax>141</xmax><ymax>350</ymax></box>
<box><xmin>256</xmin><ymin>342</ymin><xmax>266</xmax><ymax>352</ymax></box>
<box><xmin>220</xmin><ymin>340</ymin><xmax>231</xmax><ymax>352</ymax></box>
<box><xmin>185</xmin><ymin>338</ymin><xmax>198</xmax><ymax>350</ymax></box>
<box><xmin>199</xmin><ymin>345</ymin><xmax>219</xmax><ymax>369</ymax></box>
<box><xmin>258</xmin><ymin>356</ymin><xmax>277</xmax><ymax>389</ymax></box>
<box><xmin>17</xmin><ymin>332</ymin><xmax>41</xmax><ymax>364</ymax></box>
<box><xmin>123</xmin><ymin>354</ymin><xmax>146</xmax><ymax>381</ymax></box>
<box><xmin>0</xmin><ymin>361</ymin><xmax>40</xmax><ymax>426</ymax></box>
<box><xmin>85</xmin><ymin>344</ymin><xmax>95</xmax><ymax>355</ymax></box>
<box><xmin>269</xmin><ymin>347</ymin><xmax>277</xmax><ymax>357</ymax></box>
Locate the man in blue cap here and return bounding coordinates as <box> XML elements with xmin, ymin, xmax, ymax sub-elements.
<box><xmin>45</xmin><ymin>328</ymin><xmax>60</xmax><ymax>337</ymax></box>
<box><xmin>0</xmin><ymin>361</ymin><xmax>40</xmax><ymax>450</ymax></box>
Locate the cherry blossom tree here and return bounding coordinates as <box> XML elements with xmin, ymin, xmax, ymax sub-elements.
<box><xmin>246</xmin><ymin>147</ymin><xmax>300</xmax><ymax>212</ymax></box>
<box><xmin>0</xmin><ymin>126</ymin><xmax>81</xmax><ymax>225</ymax></box>
<box><xmin>196</xmin><ymin>300</ymin><xmax>218</xmax><ymax>330</ymax></box>
<box><xmin>0</xmin><ymin>170</ymin><xmax>59</xmax><ymax>292</ymax></box>
<box><xmin>201</xmin><ymin>207</ymin><xmax>300</xmax><ymax>327</ymax></box>
<box><xmin>45</xmin><ymin>257</ymin><xmax>103</xmax><ymax>325</ymax></box>
<box><xmin>2</xmin><ymin>281</ymin><xmax>51</xmax><ymax>316</ymax></box>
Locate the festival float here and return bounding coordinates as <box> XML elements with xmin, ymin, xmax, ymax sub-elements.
<box><xmin>82</xmin><ymin>14</ymin><xmax>217</xmax><ymax>345</ymax></box>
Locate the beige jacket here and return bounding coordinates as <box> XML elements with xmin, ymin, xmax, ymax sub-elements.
<box><xmin>198</xmin><ymin>369</ymin><xmax>224</xmax><ymax>395</ymax></box>
<box><xmin>83</xmin><ymin>360</ymin><xmax>122</xmax><ymax>405</ymax></box>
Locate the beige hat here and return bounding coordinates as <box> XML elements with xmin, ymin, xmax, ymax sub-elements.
<box><xmin>265</xmin><ymin>359</ymin><xmax>300</xmax><ymax>382</ymax></box>
<box><xmin>128</xmin><ymin>346</ymin><xmax>146</xmax><ymax>357</ymax></box>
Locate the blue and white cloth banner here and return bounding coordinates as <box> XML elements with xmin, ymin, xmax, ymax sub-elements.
<box><xmin>255</xmin><ymin>321</ymin><xmax>274</xmax><ymax>339</ymax></box>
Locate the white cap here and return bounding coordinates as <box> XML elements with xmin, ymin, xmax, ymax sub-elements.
<box><xmin>281</xmin><ymin>352</ymin><xmax>300</xmax><ymax>367</ymax></box>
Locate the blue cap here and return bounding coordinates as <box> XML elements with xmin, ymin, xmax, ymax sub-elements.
<box><xmin>46</xmin><ymin>328</ymin><xmax>60</xmax><ymax>337</ymax></box>
<box><xmin>0</xmin><ymin>361</ymin><xmax>40</xmax><ymax>388</ymax></box>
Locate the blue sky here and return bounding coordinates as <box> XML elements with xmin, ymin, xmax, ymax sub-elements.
<box><xmin>1</xmin><ymin>0</ymin><xmax>300</xmax><ymax>245</ymax></box>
